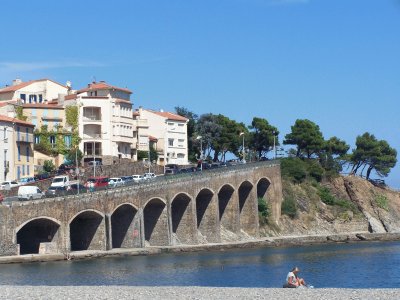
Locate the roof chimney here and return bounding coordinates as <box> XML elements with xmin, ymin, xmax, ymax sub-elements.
<box><xmin>12</xmin><ymin>78</ymin><xmax>22</xmax><ymax>86</ymax></box>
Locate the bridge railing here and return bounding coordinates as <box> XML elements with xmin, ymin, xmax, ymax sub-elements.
<box><xmin>4</xmin><ymin>160</ymin><xmax>280</xmax><ymax>205</ymax></box>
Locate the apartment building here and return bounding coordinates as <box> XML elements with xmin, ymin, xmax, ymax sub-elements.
<box><xmin>0</xmin><ymin>115</ymin><xmax>34</xmax><ymax>181</ymax></box>
<box><xmin>139</xmin><ymin>109</ymin><xmax>188</xmax><ymax>165</ymax></box>
<box><xmin>0</xmin><ymin>78</ymin><xmax>68</xmax><ymax>103</ymax></box>
<box><xmin>67</xmin><ymin>81</ymin><xmax>134</xmax><ymax>165</ymax></box>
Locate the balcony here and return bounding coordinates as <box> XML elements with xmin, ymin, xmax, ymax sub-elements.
<box><xmin>83</xmin><ymin>133</ymin><xmax>102</xmax><ymax>140</ymax></box>
<box><xmin>83</xmin><ymin>107</ymin><xmax>101</xmax><ymax>122</ymax></box>
<box><xmin>16</xmin><ymin>134</ymin><xmax>34</xmax><ymax>143</ymax></box>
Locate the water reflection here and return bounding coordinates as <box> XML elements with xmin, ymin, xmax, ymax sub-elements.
<box><xmin>0</xmin><ymin>241</ymin><xmax>399</xmax><ymax>288</ymax></box>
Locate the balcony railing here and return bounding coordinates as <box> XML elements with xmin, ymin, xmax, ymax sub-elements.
<box><xmin>16</xmin><ymin>134</ymin><xmax>34</xmax><ymax>143</ymax></box>
<box><xmin>83</xmin><ymin>133</ymin><xmax>102</xmax><ymax>139</ymax></box>
<box><xmin>83</xmin><ymin>116</ymin><xmax>102</xmax><ymax>122</ymax></box>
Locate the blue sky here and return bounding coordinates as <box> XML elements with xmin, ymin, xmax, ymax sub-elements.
<box><xmin>1</xmin><ymin>0</ymin><xmax>399</xmax><ymax>187</ymax></box>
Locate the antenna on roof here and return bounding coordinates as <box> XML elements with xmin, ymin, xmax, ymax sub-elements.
<box><xmin>92</xmin><ymin>76</ymin><xmax>96</xmax><ymax>83</ymax></box>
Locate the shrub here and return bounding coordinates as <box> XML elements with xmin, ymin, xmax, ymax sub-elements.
<box><xmin>281</xmin><ymin>196</ymin><xmax>297</xmax><ymax>218</ymax></box>
<box><xmin>318</xmin><ymin>186</ymin><xmax>336</xmax><ymax>205</ymax></box>
<box><xmin>375</xmin><ymin>194</ymin><xmax>389</xmax><ymax>211</ymax></box>
<box><xmin>258</xmin><ymin>197</ymin><xmax>270</xmax><ymax>223</ymax></box>
<box><xmin>281</xmin><ymin>158</ymin><xmax>307</xmax><ymax>183</ymax></box>
<box><xmin>307</xmin><ymin>161</ymin><xmax>324</xmax><ymax>182</ymax></box>
<box><xmin>43</xmin><ymin>160</ymin><xmax>55</xmax><ymax>173</ymax></box>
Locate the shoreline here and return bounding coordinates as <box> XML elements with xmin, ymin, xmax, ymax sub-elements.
<box><xmin>0</xmin><ymin>286</ymin><xmax>400</xmax><ymax>300</ymax></box>
<box><xmin>1</xmin><ymin>232</ymin><xmax>399</xmax><ymax>264</ymax></box>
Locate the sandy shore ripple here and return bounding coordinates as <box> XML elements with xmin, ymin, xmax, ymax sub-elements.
<box><xmin>0</xmin><ymin>286</ymin><xmax>399</xmax><ymax>300</ymax></box>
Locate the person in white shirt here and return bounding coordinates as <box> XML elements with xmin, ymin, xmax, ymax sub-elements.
<box><xmin>285</xmin><ymin>267</ymin><xmax>306</xmax><ymax>288</ymax></box>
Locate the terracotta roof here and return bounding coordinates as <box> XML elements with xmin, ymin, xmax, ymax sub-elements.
<box><xmin>0</xmin><ymin>114</ymin><xmax>35</xmax><ymax>127</ymax></box>
<box><xmin>149</xmin><ymin>135</ymin><xmax>158</xmax><ymax>142</ymax></box>
<box><xmin>64</xmin><ymin>94</ymin><xmax>77</xmax><ymax>100</ymax></box>
<box><xmin>115</xmin><ymin>98</ymin><xmax>132</xmax><ymax>105</ymax></box>
<box><xmin>0</xmin><ymin>79</ymin><xmax>67</xmax><ymax>94</ymax></box>
<box><xmin>77</xmin><ymin>81</ymin><xmax>132</xmax><ymax>94</ymax></box>
<box><xmin>22</xmin><ymin>103</ymin><xmax>64</xmax><ymax>109</ymax></box>
<box><xmin>147</xmin><ymin>110</ymin><xmax>188</xmax><ymax>122</ymax></box>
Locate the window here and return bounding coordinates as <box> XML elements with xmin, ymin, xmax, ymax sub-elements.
<box><xmin>29</xmin><ymin>95</ymin><xmax>37</xmax><ymax>103</ymax></box>
<box><xmin>64</xmin><ymin>135</ymin><xmax>71</xmax><ymax>148</ymax></box>
<box><xmin>168</xmin><ymin>122</ymin><xmax>174</xmax><ymax>126</ymax></box>
<box><xmin>17</xmin><ymin>127</ymin><xmax>20</xmax><ymax>140</ymax></box>
<box><xmin>168</xmin><ymin>138</ymin><xmax>174</xmax><ymax>147</ymax></box>
<box><xmin>22</xmin><ymin>165</ymin><xmax>25</xmax><ymax>176</ymax></box>
<box><xmin>26</xmin><ymin>147</ymin><xmax>30</xmax><ymax>162</ymax></box>
<box><xmin>178</xmin><ymin>124</ymin><xmax>184</xmax><ymax>127</ymax></box>
<box><xmin>49</xmin><ymin>135</ymin><xmax>56</xmax><ymax>147</ymax></box>
<box><xmin>20</xmin><ymin>94</ymin><xmax>26</xmax><ymax>103</ymax></box>
<box><xmin>3</xmin><ymin>127</ymin><xmax>6</xmax><ymax>140</ymax></box>
<box><xmin>177</xmin><ymin>153</ymin><xmax>185</xmax><ymax>159</ymax></box>
<box><xmin>35</xmin><ymin>135</ymin><xmax>40</xmax><ymax>144</ymax></box>
<box><xmin>38</xmin><ymin>95</ymin><xmax>43</xmax><ymax>103</ymax></box>
<box><xmin>18</xmin><ymin>145</ymin><xmax>21</xmax><ymax>161</ymax></box>
<box><xmin>27</xmin><ymin>165</ymin><xmax>30</xmax><ymax>176</ymax></box>
<box><xmin>17</xmin><ymin>166</ymin><xmax>20</xmax><ymax>180</ymax></box>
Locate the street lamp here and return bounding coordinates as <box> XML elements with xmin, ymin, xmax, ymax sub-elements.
<box><xmin>272</xmin><ymin>130</ymin><xmax>276</xmax><ymax>160</ymax></box>
<box><xmin>239</xmin><ymin>132</ymin><xmax>246</xmax><ymax>163</ymax></box>
<box><xmin>196</xmin><ymin>136</ymin><xmax>203</xmax><ymax>171</ymax></box>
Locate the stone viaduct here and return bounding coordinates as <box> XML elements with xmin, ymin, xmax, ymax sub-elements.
<box><xmin>0</xmin><ymin>161</ymin><xmax>282</xmax><ymax>256</ymax></box>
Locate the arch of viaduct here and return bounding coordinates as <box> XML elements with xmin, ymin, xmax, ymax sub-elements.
<box><xmin>0</xmin><ymin>162</ymin><xmax>282</xmax><ymax>256</ymax></box>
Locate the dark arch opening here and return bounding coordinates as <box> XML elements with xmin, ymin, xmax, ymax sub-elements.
<box><xmin>257</xmin><ymin>178</ymin><xmax>271</xmax><ymax>199</ymax></box>
<box><xmin>111</xmin><ymin>204</ymin><xmax>137</xmax><ymax>248</ymax></box>
<box><xmin>239</xmin><ymin>181</ymin><xmax>253</xmax><ymax>213</ymax></box>
<box><xmin>17</xmin><ymin>218</ymin><xmax>60</xmax><ymax>255</ymax></box>
<box><xmin>218</xmin><ymin>185</ymin><xmax>235</xmax><ymax>221</ymax></box>
<box><xmin>171</xmin><ymin>194</ymin><xmax>191</xmax><ymax>233</ymax></box>
<box><xmin>196</xmin><ymin>189</ymin><xmax>214</xmax><ymax>228</ymax></box>
<box><xmin>70</xmin><ymin>211</ymin><xmax>103</xmax><ymax>251</ymax></box>
<box><xmin>144</xmin><ymin>198</ymin><xmax>168</xmax><ymax>245</ymax></box>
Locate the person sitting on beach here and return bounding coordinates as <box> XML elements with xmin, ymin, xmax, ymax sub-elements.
<box><xmin>284</xmin><ymin>267</ymin><xmax>306</xmax><ymax>288</ymax></box>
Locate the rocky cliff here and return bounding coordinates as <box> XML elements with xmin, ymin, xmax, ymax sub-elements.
<box><xmin>260</xmin><ymin>175</ymin><xmax>400</xmax><ymax>236</ymax></box>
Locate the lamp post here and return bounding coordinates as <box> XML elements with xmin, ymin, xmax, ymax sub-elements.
<box><xmin>272</xmin><ymin>130</ymin><xmax>276</xmax><ymax>160</ymax></box>
<box><xmin>196</xmin><ymin>136</ymin><xmax>203</xmax><ymax>171</ymax></box>
<box><xmin>239</xmin><ymin>132</ymin><xmax>246</xmax><ymax>163</ymax></box>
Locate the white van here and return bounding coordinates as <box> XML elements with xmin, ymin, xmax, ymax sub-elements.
<box><xmin>18</xmin><ymin>186</ymin><xmax>45</xmax><ymax>201</ymax></box>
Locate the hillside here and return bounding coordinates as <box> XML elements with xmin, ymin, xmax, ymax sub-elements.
<box><xmin>260</xmin><ymin>175</ymin><xmax>400</xmax><ymax>237</ymax></box>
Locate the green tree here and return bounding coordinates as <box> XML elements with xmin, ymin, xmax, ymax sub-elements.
<box><xmin>248</xmin><ymin>117</ymin><xmax>279</xmax><ymax>159</ymax></box>
<box><xmin>43</xmin><ymin>160</ymin><xmax>55</xmax><ymax>173</ymax></box>
<box><xmin>322</xmin><ymin>136</ymin><xmax>350</xmax><ymax>172</ymax></box>
<box><xmin>64</xmin><ymin>148</ymin><xmax>83</xmax><ymax>166</ymax></box>
<box><xmin>350</xmin><ymin>133</ymin><xmax>397</xmax><ymax>179</ymax></box>
<box><xmin>283</xmin><ymin>119</ymin><xmax>325</xmax><ymax>159</ymax></box>
<box><xmin>175</xmin><ymin>106</ymin><xmax>198</xmax><ymax>162</ymax></box>
<box><xmin>195</xmin><ymin>113</ymin><xmax>222</xmax><ymax>160</ymax></box>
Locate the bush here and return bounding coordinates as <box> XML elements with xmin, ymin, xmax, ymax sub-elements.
<box><xmin>375</xmin><ymin>194</ymin><xmax>389</xmax><ymax>211</ymax></box>
<box><xmin>258</xmin><ymin>197</ymin><xmax>270</xmax><ymax>223</ymax></box>
<box><xmin>281</xmin><ymin>158</ymin><xmax>307</xmax><ymax>183</ymax></box>
<box><xmin>281</xmin><ymin>196</ymin><xmax>297</xmax><ymax>218</ymax></box>
<box><xmin>307</xmin><ymin>161</ymin><xmax>324</xmax><ymax>182</ymax></box>
<box><xmin>318</xmin><ymin>185</ymin><xmax>358</xmax><ymax>212</ymax></box>
<box><xmin>43</xmin><ymin>160</ymin><xmax>55</xmax><ymax>173</ymax></box>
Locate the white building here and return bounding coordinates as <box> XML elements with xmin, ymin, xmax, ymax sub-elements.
<box><xmin>66</xmin><ymin>81</ymin><xmax>134</xmax><ymax>165</ymax></box>
<box><xmin>0</xmin><ymin>78</ymin><xmax>69</xmax><ymax>103</ymax></box>
<box><xmin>139</xmin><ymin>109</ymin><xmax>189</xmax><ymax>166</ymax></box>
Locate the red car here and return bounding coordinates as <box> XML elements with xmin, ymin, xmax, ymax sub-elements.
<box><xmin>85</xmin><ymin>177</ymin><xmax>109</xmax><ymax>188</ymax></box>
<box><xmin>0</xmin><ymin>193</ymin><xmax>4</xmax><ymax>203</ymax></box>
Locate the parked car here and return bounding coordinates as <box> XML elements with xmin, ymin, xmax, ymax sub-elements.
<box><xmin>132</xmin><ymin>175</ymin><xmax>144</xmax><ymax>182</ymax></box>
<box><xmin>109</xmin><ymin>177</ymin><xmax>124</xmax><ymax>188</ymax></box>
<box><xmin>18</xmin><ymin>186</ymin><xmax>45</xmax><ymax>201</ymax></box>
<box><xmin>143</xmin><ymin>173</ymin><xmax>156</xmax><ymax>180</ymax></box>
<box><xmin>68</xmin><ymin>183</ymin><xmax>87</xmax><ymax>194</ymax></box>
<box><xmin>87</xmin><ymin>161</ymin><xmax>102</xmax><ymax>166</ymax></box>
<box><xmin>120</xmin><ymin>176</ymin><xmax>133</xmax><ymax>185</ymax></box>
<box><xmin>45</xmin><ymin>186</ymin><xmax>68</xmax><ymax>198</ymax></box>
<box><xmin>34</xmin><ymin>172</ymin><xmax>51</xmax><ymax>181</ymax></box>
<box><xmin>0</xmin><ymin>180</ymin><xmax>19</xmax><ymax>190</ymax></box>
<box><xmin>50</xmin><ymin>175</ymin><xmax>78</xmax><ymax>188</ymax></box>
<box><xmin>18</xmin><ymin>177</ymin><xmax>36</xmax><ymax>185</ymax></box>
<box><xmin>85</xmin><ymin>177</ymin><xmax>109</xmax><ymax>189</ymax></box>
